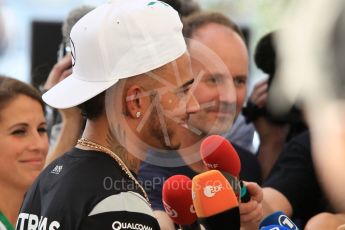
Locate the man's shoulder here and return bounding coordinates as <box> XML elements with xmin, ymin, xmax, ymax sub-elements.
<box><xmin>43</xmin><ymin>148</ymin><xmax>125</xmax><ymax>181</ymax></box>
<box><xmin>27</xmin><ymin>148</ymin><xmax>130</xmax><ymax>207</ymax></box>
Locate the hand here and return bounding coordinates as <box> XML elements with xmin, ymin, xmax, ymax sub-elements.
<box><xmin>250</xmin><ymin>79</ymin><xmax>289</xmax><ymax>143</ymax></box>
<box><xmin>249</xmin><ymin>79</ymin><xmax>268</xmax><ymax>108</ymax></box>
<box><xmin>43</xmin><ymin>55</ymin><xmax>72</xmax><ymax>90</ymax></box>
<box><xmin>240</xmin><ymin>182</ymin><xmax>263</xmax><ymax>224</ymax></box>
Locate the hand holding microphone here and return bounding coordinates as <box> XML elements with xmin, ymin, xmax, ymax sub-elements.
<box><xmin>238</xmin><ymin>182</ymin><xmax>263</xmax><ymax>225</ymax></box>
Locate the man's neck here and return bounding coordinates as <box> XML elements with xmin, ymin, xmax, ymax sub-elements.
<box><xmin>80</xmin><ymin>115</ymin><xmax>141</xmax><ymax>173</ymax></box>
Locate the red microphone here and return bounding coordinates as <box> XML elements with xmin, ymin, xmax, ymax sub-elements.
<box><xmin>200</xmin><ymin>135</ymin><xmax>250</xmax><ymax>202</ymax></box>
<box><xmin>200</xmin><ymin>135</ymin><xmax>241</xmax><ymax>177</ymax></box>
<box><xmin>162</xmin><ymin>175</ymin><xmax>200</xmax><ymax>229</ymax></box>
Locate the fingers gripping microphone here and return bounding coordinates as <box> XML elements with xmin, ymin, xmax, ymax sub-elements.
<box><xmin>200</xmin><ymin>135</ymin><xmax>250</xmax><ymax>202</ymax></box>
<box><xmin>192</xmin><ymin>170</ymin><xmax>240</xmax><ymax>230</ymax></box>
<box><xmin>259</xmin><ymin>211</ymin><xmax>299</xmax><ymax>230</ymax></box>
<box><xmin>162</xmin><ymin>175</ymin><xmax>200</xmax><ymax>230</ymax></box>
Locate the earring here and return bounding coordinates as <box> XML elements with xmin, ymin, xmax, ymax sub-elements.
<box><xmin>136</xmin><ymin>111</ymin><xmax>141</xmax><ymax>118</ymax></box>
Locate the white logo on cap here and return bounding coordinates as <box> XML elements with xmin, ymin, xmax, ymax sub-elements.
<box><xmin>203</xmin><ymin>185</ymin><xmax>223</xmax><ymax>198</ymax></box>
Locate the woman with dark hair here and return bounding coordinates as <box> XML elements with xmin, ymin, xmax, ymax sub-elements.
<box><xmin>0</xmin><ymin>75</ymin><xmax>49</xmax><ymax>229</ymax></box>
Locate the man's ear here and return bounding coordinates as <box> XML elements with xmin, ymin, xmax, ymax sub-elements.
<box><xmin>125</xmin><ymin>85</ymin><xmax>144</xmax><ymax>119</ymax></box>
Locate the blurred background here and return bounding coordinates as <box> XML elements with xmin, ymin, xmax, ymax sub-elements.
<box><xmin>0</xmin><ymin>0</ymin><xmax>293</xmax><ymax>90</ymax></box>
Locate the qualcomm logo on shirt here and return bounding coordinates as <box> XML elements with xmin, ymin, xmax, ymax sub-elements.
<box><xmin>112</xmin><ymin>221</ymin><xmax>152</xmax><ymax>230</ymax></box>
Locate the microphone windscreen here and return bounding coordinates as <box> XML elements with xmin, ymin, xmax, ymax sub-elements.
<box><xmin>192</xmin><ymin>170</ymin><xmax>240</xmax><ymax>230</ymax></box>
<box><xmin>259</xmin><ymin>211</ymin><xmax>299</xmax><ymax>230</ymax></box>
<box><xmin>192</xmin><ymin>170</ymin><xmax>238</xmax><ymax>217</ymax></box>
<box><xmin>200</xmin><ymin>135</ymin><xmax>241</xmax><ymax>177</ymax></box>
<box><xmin>162</xmin><ymin>175</ymin><xmax>197</xmax><ymax>225</ymax></box>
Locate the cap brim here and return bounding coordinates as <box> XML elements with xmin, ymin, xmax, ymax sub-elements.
<box><xmin>42</xmin><ymin>74</ymin><xmax>118</xmax><ymax>109</ymax></box>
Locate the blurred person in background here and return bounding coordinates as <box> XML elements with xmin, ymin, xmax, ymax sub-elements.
<box><xmin>297</xmin><ymin>2</ymin><xmax>345</xmax><ymax>228</ymax></box>
<box><xmin>255</xmin><ymin>29</ymin><xmax>343</xmax><ymax>228</ymax></box>
<box><xmin>161</xmin><ymin>0</ymin><xmax>256</xmax><ymax>154</ymax></box>
<box><xmin>43</xmin><ymin>5</ymin><xmax>94</xmax><ymax>162</ymax></box>
<box><xmin>0</xmin><ymin>0</ymin><xmax>10</xmax><ymax>56</ymax></box>
<box><xmin>0</xmin><ymin>60</ymin><xmax>87</xmax><ymax>230</ymax></box>
<box><xmin>0</xmin><ymin>75</ymin><xmax>49</xmax><ymax>229</ymax></box>
<box><xmin>258</xmin><ymin>0</ymin><xmax>345</xmax><ymax>228</ymax></box>
<box><xmin>160</xmin><ymin>0</ymin><xmax>200</xmax><ymax>17</ymax></box>
<box><xmin>243</xmin><ymin>31</ymin><xmax>307</xmax><ymax>180</ymax></box>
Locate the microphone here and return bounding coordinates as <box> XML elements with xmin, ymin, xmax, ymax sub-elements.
<box><xmin>259</xmin><ymin>211</ymin><xmax>299</xmax><ymax>230</ymax></box>
<box><xmin>260</xmin><ymin>225</ymin><xmax>290</xmax><ymax>230</ymax></box>
<box><xmin>200</xmin><ymin>135</ymin><xmax>250</xmax><ymax>202</ymax></box>
<box><xmin>162</xmin><ymin>175</ymin><xmax>201</xmax><ymax>230</ymax></box>
<box><xmin>192</xmin><ymin>170</ymin><xmax>240</xmax><ymax>230</ymax></box>
<box><xmin>200</xmin><ymin>135</ymin><xmax>241</xmax><ymax>177</ymax></box>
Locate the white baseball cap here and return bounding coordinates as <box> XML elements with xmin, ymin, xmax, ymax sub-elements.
<box><xmin>43</xmin><ymin>0</ymin><xmax>186</xmax><ymax>109</ymax></box>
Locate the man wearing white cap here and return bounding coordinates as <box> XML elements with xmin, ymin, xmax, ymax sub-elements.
<box><xmin>16</xmin><ymin>0</ymin><xmax>199</xmax><ymax>229</ymax></box>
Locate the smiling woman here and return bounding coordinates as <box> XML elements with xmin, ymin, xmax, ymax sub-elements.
<box><xmin>0</xmin><ymin>76</ymin><xmax>49</xmax><ymax>229</ymax></box>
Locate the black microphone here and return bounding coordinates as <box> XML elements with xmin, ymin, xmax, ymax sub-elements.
<box><xmin>180</xmin><ymin>221</ymin><xmax>201</xmax><ymax>230</ymax></box>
